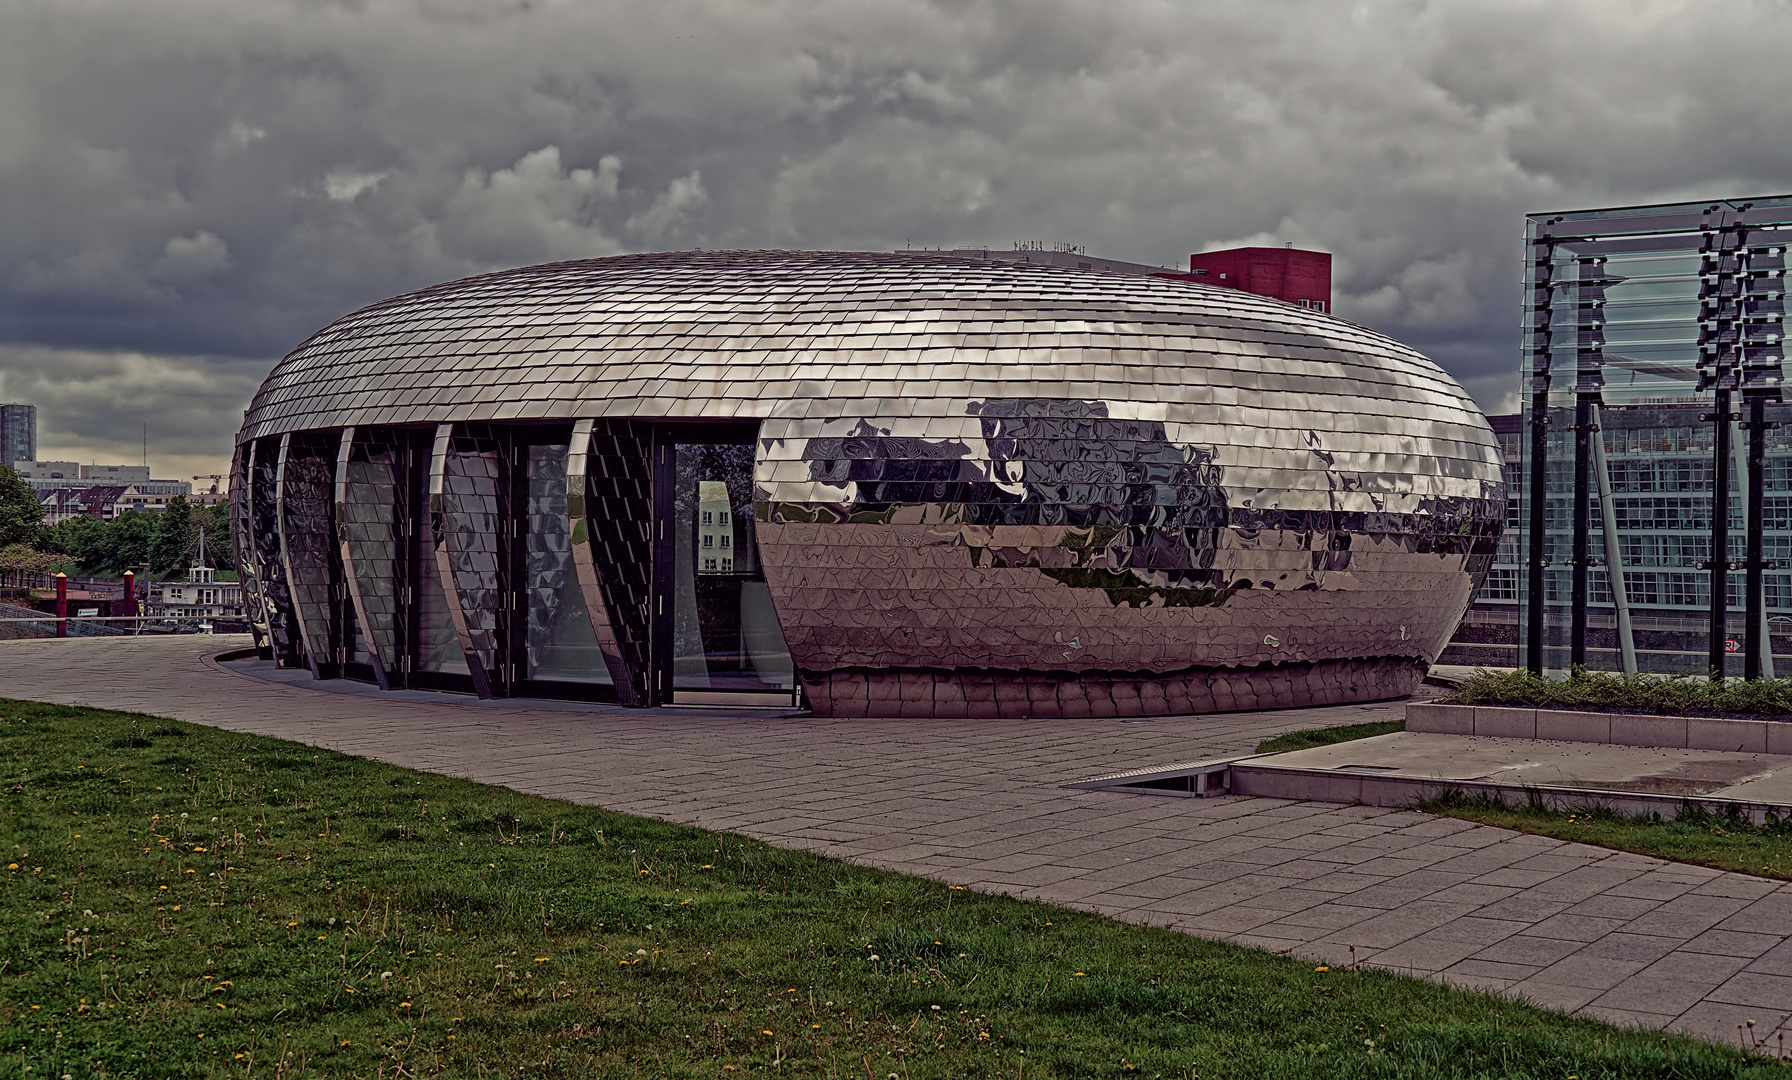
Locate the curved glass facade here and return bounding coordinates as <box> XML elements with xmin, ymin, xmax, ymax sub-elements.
<box><xmin>232</xmin><ymin>250</ymin><xmax>1504</xmax><ymax>717</ymax></box>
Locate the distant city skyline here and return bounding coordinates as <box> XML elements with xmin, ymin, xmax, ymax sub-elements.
<box><xmin>5</xmin><ymin>0</ymin><xmax>1792</xmax><ymax>480</ymax></box>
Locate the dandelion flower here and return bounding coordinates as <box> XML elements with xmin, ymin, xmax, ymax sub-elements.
<box><xmin>1315</xmin><ymin>966</ymin><xmax>1329</xmax><ymax>972</ymax></box>
<box><xmin>762</xmin><ymin>1030</ymin><xmax>773</xmax><ymax>1036</ymax></box>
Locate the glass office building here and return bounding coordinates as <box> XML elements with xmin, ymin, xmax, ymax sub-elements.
<box><xmin>232</xmin><ymin>250</ymin><xmax>1503</xmax><ymax>717</ymax></box>
<box><xmin>1519</xmin><ymin>197</ymin><xmax>1792</xmax><ymax>676</ymax></box>
<box><xmin>0</xmin><ymin>403</ymin><xmax>36</xmax><ymax>468</ymax></box>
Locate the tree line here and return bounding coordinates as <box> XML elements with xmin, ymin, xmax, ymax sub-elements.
<box><xmin>0</xmin><ymin>464</ymin><xmax>234</xmax><ymax>579</ymax></box>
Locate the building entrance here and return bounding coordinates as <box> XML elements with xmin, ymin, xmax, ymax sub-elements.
<box><xmin>653</xmin><ymin>431</ymin><xmax>798</xmax><ymax>707</ymax></box>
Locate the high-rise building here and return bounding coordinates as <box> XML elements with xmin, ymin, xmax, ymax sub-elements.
<box><xmin>0</xmin><ymin>403</ymin><xmax>36</xmax><ymax>467</ymax></box>
<box><xmin>1514</xmin><ymin>195</ymin><xmax>1792</xmax><ymax>678</ymax></box>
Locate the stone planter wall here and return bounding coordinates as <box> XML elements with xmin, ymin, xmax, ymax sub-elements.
<box><xmin>1406</xmin><ymin>702</ymin><xmax>1792</xmax><ymax>754</ymax></box>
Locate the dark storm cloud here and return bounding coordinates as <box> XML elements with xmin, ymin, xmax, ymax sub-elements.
<box><xmin>5</xmin><ymin>0</ymin><xmax>1792</xmax><ymax>473</ymax></box>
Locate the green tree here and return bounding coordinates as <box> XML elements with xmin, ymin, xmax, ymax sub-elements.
<box><xmin>148</xmin><ymin>496</ymin><xmax>195</xmax><ymax>577</ymax></box>
<box><xmin>92</xmin><ymin>510</ymin><xmax>155</xmax><ymax>576</ymax></box>
<box><xmin>40</xmin><ymin>516</ymin><xmax>105</xmax><ymax>568</ymax></box>
<box><xmin>0</xmin><ymin>464</ymin><xmax>42</xmax><ymax>548</ymax></box>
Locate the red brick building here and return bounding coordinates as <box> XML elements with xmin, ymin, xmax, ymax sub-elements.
<box><xmin>1167</xmin><ymin>246</ymin><xmax>1332</xmax><ymax>312</ymax></box>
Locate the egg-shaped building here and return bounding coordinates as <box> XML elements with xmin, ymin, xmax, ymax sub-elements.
<box><xmin>231</xmin><ymin>249</ymin><xmax>1503</xmax><ymax>717</ymax></box>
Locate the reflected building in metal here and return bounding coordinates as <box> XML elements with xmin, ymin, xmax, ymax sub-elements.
<box><xmin>231</xmin><ymin>250</ymin><xmax>1502</xmax><ymax>717</ymax></box>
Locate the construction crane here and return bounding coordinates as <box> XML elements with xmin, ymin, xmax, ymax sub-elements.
<box><xmin>192</xmin><ymin>474</ymin><xmax>226</xmax><ymax>495</ymax></box>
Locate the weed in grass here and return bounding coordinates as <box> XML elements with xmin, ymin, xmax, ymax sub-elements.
<box><xmin>0</xmin><ymin>698</ymin><xmax>1786</xmax><ymax>1077</ymax></box>
<box><xmin>1417</xmin><ymin>788</ymin><xmax>1792</xmax><ymax>882</ymax></box>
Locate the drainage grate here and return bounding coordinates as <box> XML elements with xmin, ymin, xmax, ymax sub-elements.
<box><xmin>1067</xmin><ymin>755</ymin><xmax>1260</xmax><ymax>798</ymax></box>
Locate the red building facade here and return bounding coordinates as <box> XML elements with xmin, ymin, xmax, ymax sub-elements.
<box><xmin>1172</xmin><ymin>246</ymin><xmax>1332</xmax><ymax>312</ymax></box>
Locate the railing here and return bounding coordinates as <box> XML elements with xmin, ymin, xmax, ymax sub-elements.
<box><xmin>1459</xmin><ymin>605</ymin><xmax>1786</xmax><ymax>635</ymax></box>
<box><xmin>0</xmin><ymin>603</ymin><xmax>246</xmax><ymax>637</ymax></box>
<box><xmin>0</xmin><ymin>600</ymin><xmax>127</xmax><ymax>637</ymax></box>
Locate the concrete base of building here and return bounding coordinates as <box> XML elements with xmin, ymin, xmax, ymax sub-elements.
<box><xmin>799</xmin><ymin>654</ymin><xmax>1428</xmax><ymax>718</ymax></box>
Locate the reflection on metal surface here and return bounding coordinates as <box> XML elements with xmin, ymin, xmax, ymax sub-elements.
<box><xmin>340</xmin><ymin>427</ymin><xmax>405</xmax><ymax>684</ymax></box>
<box><xmin>281</xmin><ymin>431</ymin><xmax>340</xmax><ymax>678</ymax></box>
<box><xmin>257</xmin><ymin>435</ymin><xmax>300</xmax><ymax>668</ymax></box>
<box><xmin>442</xmin><ymin>425</ymin><xmax>506</xmax><ymax>687</ymax></box>
<box><xmin>236</xmin><ymin>250</ymin><xmax>1503</xmax><ymax>717</ymax></box>
<box><xmin>523</xmin><ymin>440</ymin><xmax>610</xmax><ymax>685</ymax></box>
<box><xmin>230</xmin><ymin>440</ymin><xmax>269</xmax><ymax>650</ymax></box>
<box><xmin>426</xmin><ymin>423</ymin><xmax>483</xmax><ymax>691</ymax></box>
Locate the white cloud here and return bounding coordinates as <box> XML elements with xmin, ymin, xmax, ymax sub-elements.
<box><xmin>322</xmin><ymin>169</ymin><xmax>385</xmax><ymax>202</ymax></box>
<box><xmin>217</xmin><ymin>120</ymin><xmax>265</xmax><ymax>153</ymax></box>
<box><xmin>4</xmin><ymin>0</ymin><xmax>1792</xmax><ymax>446</ymax></box>
<box><xmin>427</xmin><ymin>146</ymin><xmax>622</xmax><ymax>266</ymax></box>
<box><xmin>150</xmin><ymin>230</ymin><xmax>232</xmax><ymax>284</ymax></box>
<box><xmin>628</xmin><ymin>170</ymin><xmax>708</xmax><ymax>239</ymax></box>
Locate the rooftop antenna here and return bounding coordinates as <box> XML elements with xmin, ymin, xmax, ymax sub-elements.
<box><xmin>142</xmin><ymin>424</ymin><xmax>147</xmax><ymax>467</ymax></box>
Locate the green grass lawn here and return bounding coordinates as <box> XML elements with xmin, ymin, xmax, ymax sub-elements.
<box><xmin>1418</xmin><ymin>793</ymin><xmax>1792</xmax><ymax>884</ymax></box>
<box><xmin>2</xmin><ymin>699</ymin><xmax>1787</xmax><ymax>1079</ymax></box>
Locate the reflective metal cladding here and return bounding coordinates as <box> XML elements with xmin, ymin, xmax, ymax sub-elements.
<box><xmin>234</xmin><ymin>249</ymin><xmax>1504</xmax><ymax>718</ymax></box>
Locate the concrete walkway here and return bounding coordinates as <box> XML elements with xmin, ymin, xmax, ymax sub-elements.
<box><xmin>4</xmin><ymin>635</ymin><xmax>1791</xmax><ymax>1048</ymax></box>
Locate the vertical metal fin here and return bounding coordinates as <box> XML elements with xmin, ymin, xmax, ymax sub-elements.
<box><xmin>568</xmin><ymin>419</ymin><xmax>641</xmax><ymax>704</ymax></box>
<box><xmin>1590</xmin><ymin>404</ymin><xmax>1636</xmax><ymax>675</ymax></box>
<box><xmin>430</xmin><ymin>423</ymin><xmax>491</xmax><ymax>697</ymax></box>
<box><xmin>274</xmin><ymin>432</ymin><xmax>323</xmax><ymax>678</ymax></box>
<box><xmin>335</xmin><ymin>426</ymin><xmax>390</xmax><ymax>690</ymax></box>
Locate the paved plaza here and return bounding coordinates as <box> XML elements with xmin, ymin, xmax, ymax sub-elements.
<box><xmin>4</xmin><ymin>635</ymin><xmax>1792</xmax><ymax>1047</ymax></box>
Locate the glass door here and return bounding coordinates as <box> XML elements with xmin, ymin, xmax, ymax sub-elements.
<box><xmin>515</xmin><ymin>436</ymin><xmax>615</xmax><ymax>697</ymax></box>
<box><xmin>656</xmin><ymin>430</ymin><xmax>798</xmax><ymax>706</ymax></box>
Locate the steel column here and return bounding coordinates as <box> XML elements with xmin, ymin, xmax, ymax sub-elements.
<box><xmin>1569</xmin><ymin>394</ymin><xmax>1593</xmax><ymax>668</ymax></box>
<box><xmin>1709</xmin><ymin>388</ymin><xmax>1734</xmax><ymax>680</ymax></box>
<box><xmin>1590</xmin><ymin>404</ymin><xmax>1636</xmax><ymax>675</ymax></box>
<box><xmin>1745</xmin><ymin>398</ymin><xmax>1770</xmax><ymax>679</ymax></box>
<box><xmin>1526</xmin><ymin>389</ymin><xmax>1550</xmax><ymax>675</ymax></box>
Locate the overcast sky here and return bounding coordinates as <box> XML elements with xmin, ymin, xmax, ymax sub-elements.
<box><xmin>4</xmin><ymin>0</ymin><xmax>1792</xmax><ymax>480</ymax></box>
